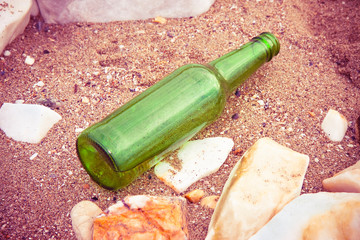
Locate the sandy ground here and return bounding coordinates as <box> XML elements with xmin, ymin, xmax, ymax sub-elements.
<box><xmin>1</xmin><ymin>0</ymin><xmax>359</xmax><ymax>239</ymax></box>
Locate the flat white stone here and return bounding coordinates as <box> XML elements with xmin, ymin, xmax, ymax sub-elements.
<box><xmin>249</xmin><ymin>192</ymin><xmax>360</xmax><ymax>240</ymax></box>
<box><xmin>323</xmin><ymin>160</ymin><xmax>360</xmax><ymax>193</ymax></box>
<box><xmin>155</xmin><ymin>137</ymin><xmax>234</xmax><ymax>193</ymax></box>
<box><xmin>0</xmin><ymin>103</ymin><xmax>62</xmax><ymax>143</ymax></box>
<box><xmin>0</xmin><ymin>0</ymin><xmax>38</xmax><ymax>54</ymax></box>
<box><xmin>206</xmin><ymin>137</ymin><xmax>309</xmax><ymax>240</ymax></box>
<box><xmin>71</xmin><ymin>201</ymin><xmax>103</xmax><ymax>240</ymax></box>
<box><xmin>321</xmin><ymin>109</ymin><xmax>348</xmax><ymax>142</ymax></box>
<box><xmin>36</xmin><ymin>0</ymin><xmax>216</xmax><ymax>24</ymax></box>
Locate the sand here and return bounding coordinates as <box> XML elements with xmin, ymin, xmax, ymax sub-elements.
<box><xmin>0</xmin><ymin>0</ymin><xmax>359</xmax><ymax>239</ymax></box>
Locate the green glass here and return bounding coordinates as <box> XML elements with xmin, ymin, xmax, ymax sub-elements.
<box><xmin>76</xmin><ymin>32</ymin><xmax>280</xmax><ymax>190</ymax></box>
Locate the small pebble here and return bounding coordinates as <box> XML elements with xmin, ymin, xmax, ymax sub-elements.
<box><xmin>33</xmin><ymin>81</ymin><xmax>45</xmax><ymax>88</ymax></box>
<box><xmin>3</xmin><ymin>50</ymin><xmax>11</xmax><ymax>57</ymax></box>
<box><xmin>75</xmin><ymin>128</ymin><xmax>85</xmax><ymax>133</ymax></box>
<box><xmin>200</xmin><ymin>196</ymin><xmax>219</xmax><ymax>209</ymax></box>
<box><xmin>25</xmin><ymin>56</ymin><xmax>35</xmax><ymax>65</ymax></box>
<box><xmin>257</xmin><ymin>100</ymin><xmax>265</xmax><ymax>106</ymax></box>
<box><xmin>30</xmin><ymin>153</ymin><xmax>38</xmax><ymax>160</ymax></box>
<box><xmin>153</xmin><ymin>16</ymin><xmax>167</xmax><ymax>24</ymax></box>
<box><xmin>231</xmin><ymin>113</ymin><xmax>239</xmax><ymax>120</ymax></box>
<box><xmin>81</xmin><ymin>97</ymin><xmax>90</xmax><ymax>104</ymax></box>
<box><xmin>184</xmin><ymin>189</ymin><xmax>205</xmax><ymax>203</ymax></box>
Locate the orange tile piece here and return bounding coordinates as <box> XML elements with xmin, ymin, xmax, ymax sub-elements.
<box><xmin>93</xmin><ymin>195</ymin><xmax>188</xmax><ymax>240</ymax></box>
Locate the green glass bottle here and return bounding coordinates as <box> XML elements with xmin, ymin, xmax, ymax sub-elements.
<box><xmin>76</xmin><ymin>32</ymin><xmax>280</xmax><ymax>190</ymax></box>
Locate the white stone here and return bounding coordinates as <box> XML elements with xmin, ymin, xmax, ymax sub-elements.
<box><xmin>323</xmin><ymin>160</ymin><xmax>360</xmax><ymax>193</ymax></box>
<box><xmin>71</xmin><ymin>201</ymin><xmax>103</xmax><ymax>240</ymax></box>
<box><xmin>36</xmin><ymin>0</ymin><xmax>215</xmax><ymax>24</ymax></box>
<box><xmin>249</xmin><ymin>192</ymin><xmax>360</xmax><ymax>240</ymax></box>
<box><xmin>25</xmin><ymin>56</ymin><xmax>35</xmax><ymax>65</ymax></box>
<box><xmin>0</xmin><ymin>103</ymin><xmax>62</xmax><ymax>143</ymax></box>
<box><xmin>0</xmin><ymin>0</ymin><xmax>38</xmax><ymax>54</ymax></box>
<box><xmin>321</xmin><ymin>109</ymin><xmax>348</xmax><ymax>142</ymax></box>
<box><xmin>3</xmin><ymin>50</ymin><xmax>11</xmax><ymax>56</ymax></box>
<box><xmin>155</xmin><ymin>137</ymin><xmax>234</xmax><ymax>193</ymax></box>
<box><xmin>206</xmin><ymin>137</ymin><xmax>309</xmax><ymax>240</ymax></box>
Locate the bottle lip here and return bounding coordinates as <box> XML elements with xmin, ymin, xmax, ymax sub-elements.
<box><xmin>252</xmin><ymin>32</ymin><xmax>280</xmax><ymax>62</ymax></box>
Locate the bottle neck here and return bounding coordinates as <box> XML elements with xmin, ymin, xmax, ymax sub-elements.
<box><xmin>209</xmin><ymin>32</ymin><xmax>280</xmax><ymax>95</ymax></box>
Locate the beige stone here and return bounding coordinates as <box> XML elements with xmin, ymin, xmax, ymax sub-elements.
<box><xmin>323</xmin><ymin>160</ymin><xmax>360</xmax><ymax>193</ymax></box>
<box><xmin>71</xmin><ymin>200</ymin><xmax>103</xmax><ymax>240</ymax></box>
<box><xmin>206</xmin><ymin>137</ymin><xmax>309</xmax><ymax>240</ymax></box>
<box><xmin>93</xmin><ymin>195</ymin><xmax>188</xmax><ymax>240</ymax></box>
<box><xmin>250</xmin><ymin>192</ymin><xmax>360</xmax><ymax>240</ymax></box>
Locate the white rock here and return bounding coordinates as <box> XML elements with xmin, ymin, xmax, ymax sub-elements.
<box><xmin>155</xmin><ymin>137</ymin><xmax>234</xmax><ymax>193</ymax></box>
<box><xmin>206</xmin><ymin>137</ymin><xmax>309</xmax><ymax>240</ymax></box>
<box><xmin>71</xmin><ymin>200</ymin><xmax>103</xmax><ymax>240</ymax></box>
<box><xmin>25</xmin><ymin>56</ymin><xmax>35</xmax><ymax>65</ymax></box>
<box><xmin>0</xmin><ymin>103</ymin><xmax>62</xmax><ymax>143</ymax></box>
<box><xmin>249</xmin><ymin>192</ymin><xmax>360</xmax><ymax>240</ymax></box>
<box><xmin>0</xmin><ymin>0</ymin><xmax>38</xmax><ymax>54</ymax></box>
<box><xmin>36</xmin><ymin>0</ymin><xmax>215</xmax><ymax>24</ymax></box>
<box><xmin>323</xmin><ymin>160</ymin><xmax>360</xmax><ymax>193</ymax></box>
<box><xmin>321</xmin><ymin>109</ymin><xmax>348</xmax><ymax>142</ymax></box>
<box><xmin>3</xmin><ymin>50</ymin><xmax>11</xmax><ymax>56</ymax></box>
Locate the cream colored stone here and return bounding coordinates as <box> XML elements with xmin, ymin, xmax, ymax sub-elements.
<box><xmin>323</xmin><ymin>160</ymin><xmax>360</xmax><ymax>193</ymax></box>
<box><xmin>250</xmin><ymin>192</ymin><xmax>360</xmax><ymax>240</ymax></box>
<box><xmin>70</xmin><ymin>201</ymin><xmax>103</xmax><ymax>240</ymax></box>
<box><xmin>206</xmin><ymin>137</ymin><xmax>309</xmax><ymax>240</ymax></box>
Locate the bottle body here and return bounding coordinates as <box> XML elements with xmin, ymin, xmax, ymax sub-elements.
<box><xmin>76</xmin><ymin>32</ymin><xmax>280</xmax><ymax>190</ymax></box>
<box><xmin>77</xmin><ymin>65</ymin><xmax>227</xmax><ymax>190</ymax></box>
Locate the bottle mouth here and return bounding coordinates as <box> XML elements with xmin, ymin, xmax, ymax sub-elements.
<box><xmin>252</xmin><ymin>32</ymin><xmax>280</xmax><ymax>62</ymax></box>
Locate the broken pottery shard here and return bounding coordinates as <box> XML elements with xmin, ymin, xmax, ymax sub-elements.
<box><xmin>321</xmin><ymin>109</ymin><xmax>348</xmax><ymax>142</ymax></box>
<box><xmin>93</xmin><ymin>195</ymin><xmax>188</xmax><ymax>240</ymax></box>
<box><xmin>249</xmin><ymin>192</ymin><xmax>360</xmax><ymax>240</ymax></box>
<box><xmin>71</xmin><ymin>201</ymin><xmax>103</xmax><ymax>240</ymax></box>
<box><xmin>0</xmin><ymin>103</ymin><xmax>62</xmax><ymax>143</ymax></box>
<box><xmin>323</xmin><ymin>160</ymin><xmax>360</xmax><ymax>193</ymax></box>
<box><xmin>36</xmin><ymin>0</ymin><xmax>216</xmax><ymax>24</ymax></box>
<box><xmin>154</xmin><ymin>137</ymin><xmax>234</xmax><ymax>193</ymax></box>
<box><xmin>0</xmin><ymin>0</ymin><xmax>38</xmax><ymax>54</ymax></box>
<box><xmin>206</xmin><ymin>137</ymin><xmax>309</xmax><ymax>240</ymax></box>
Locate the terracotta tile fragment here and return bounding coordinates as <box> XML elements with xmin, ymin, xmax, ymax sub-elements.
<box><xmin>93</xmin><ymin>195</ymin><xmax>188</xmax><ymax>240</ymax></box>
